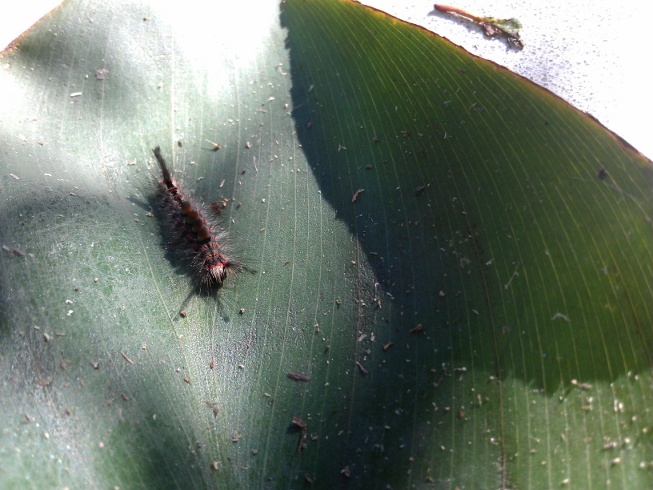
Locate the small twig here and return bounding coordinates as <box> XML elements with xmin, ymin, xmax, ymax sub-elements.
<box><xmin>434</xmin><ymin>4</ymin><xmax>524</xmax><ymax>49</ymax></box>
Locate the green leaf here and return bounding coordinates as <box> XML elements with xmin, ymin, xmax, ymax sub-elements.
<box><xmin>483</xmin><ymin>16</ymin><xmax>523</xmax><ymax>36</ymax></box>
<box><xmin>1</xmin><ymin>0</ymin><xmax>652</xmax><ymax>488</ymax></box>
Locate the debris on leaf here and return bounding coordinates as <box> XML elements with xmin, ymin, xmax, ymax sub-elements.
<box><xmin>120</xmin><ymin>350</ymin><xmax>135</xmax><ymax>364</ymax></box>
<box><xmin>410</xmin><ymin>323</ymin><xmax>424</xmax><ymax>333</ymax></box>
<box><xmin>434</xmin><ymin>4</ymin><xmax>524</xmax><ymax>49</ymax></box>
<box><xmin>355</xmin><ymin>361</ymin><xmax>368</xmax><ymax>376</ymax></box>
<box><xmin>291</xmin><ymin>416</ymin><xmax>307</xmax><ymax>430</ymax></box>
<box><xmin>291</xmin><ymin>416</ymin><xmax>308</xmax><ymax>453</ymax></box>
<box><xmin>287</xmin><ymin>372</ymin><xmax>311</xmax><ymax>382</ymax></box>
<box><xmin>205</xmin><ymin>400</ymin><xmax>220</xmax><ymax>417</ymax></box>
<box><xmin>204</xmin><ymin>140</ymin><xmax>221</xmax><ymax>152</ymax></box>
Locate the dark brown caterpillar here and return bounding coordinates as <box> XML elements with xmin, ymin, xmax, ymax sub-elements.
<box><xmin>153</xmin><ymin>146</ymin><xmax>238</xmax><ymax>288</ymax></box>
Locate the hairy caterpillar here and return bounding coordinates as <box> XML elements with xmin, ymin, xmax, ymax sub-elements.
<box><xmin>152</xmin><ymin>146</ymin><xmax>239</xmax><ymax>288</ymax></box>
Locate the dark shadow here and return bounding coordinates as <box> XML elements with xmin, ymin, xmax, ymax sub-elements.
<box><xmin>279</xmin><ymin>0</ymin><xmax>653</xmax><ymax>388</ymax></box>
<box><xmin>279</xmin><ymin>1</ymin><xmax>653</xmax><ymax>485</ymax></box>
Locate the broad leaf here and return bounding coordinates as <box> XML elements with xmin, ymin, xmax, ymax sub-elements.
<box><xmin>1</xmin><ymin>0</ymin><xmax>652</xmax><ymax>488</ymax></box>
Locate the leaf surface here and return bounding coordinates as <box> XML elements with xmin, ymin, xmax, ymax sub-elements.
<box><xmin>1</xmin><ymin>0</ymin><xmax>652</xmax><ymax>488</ymax></box>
